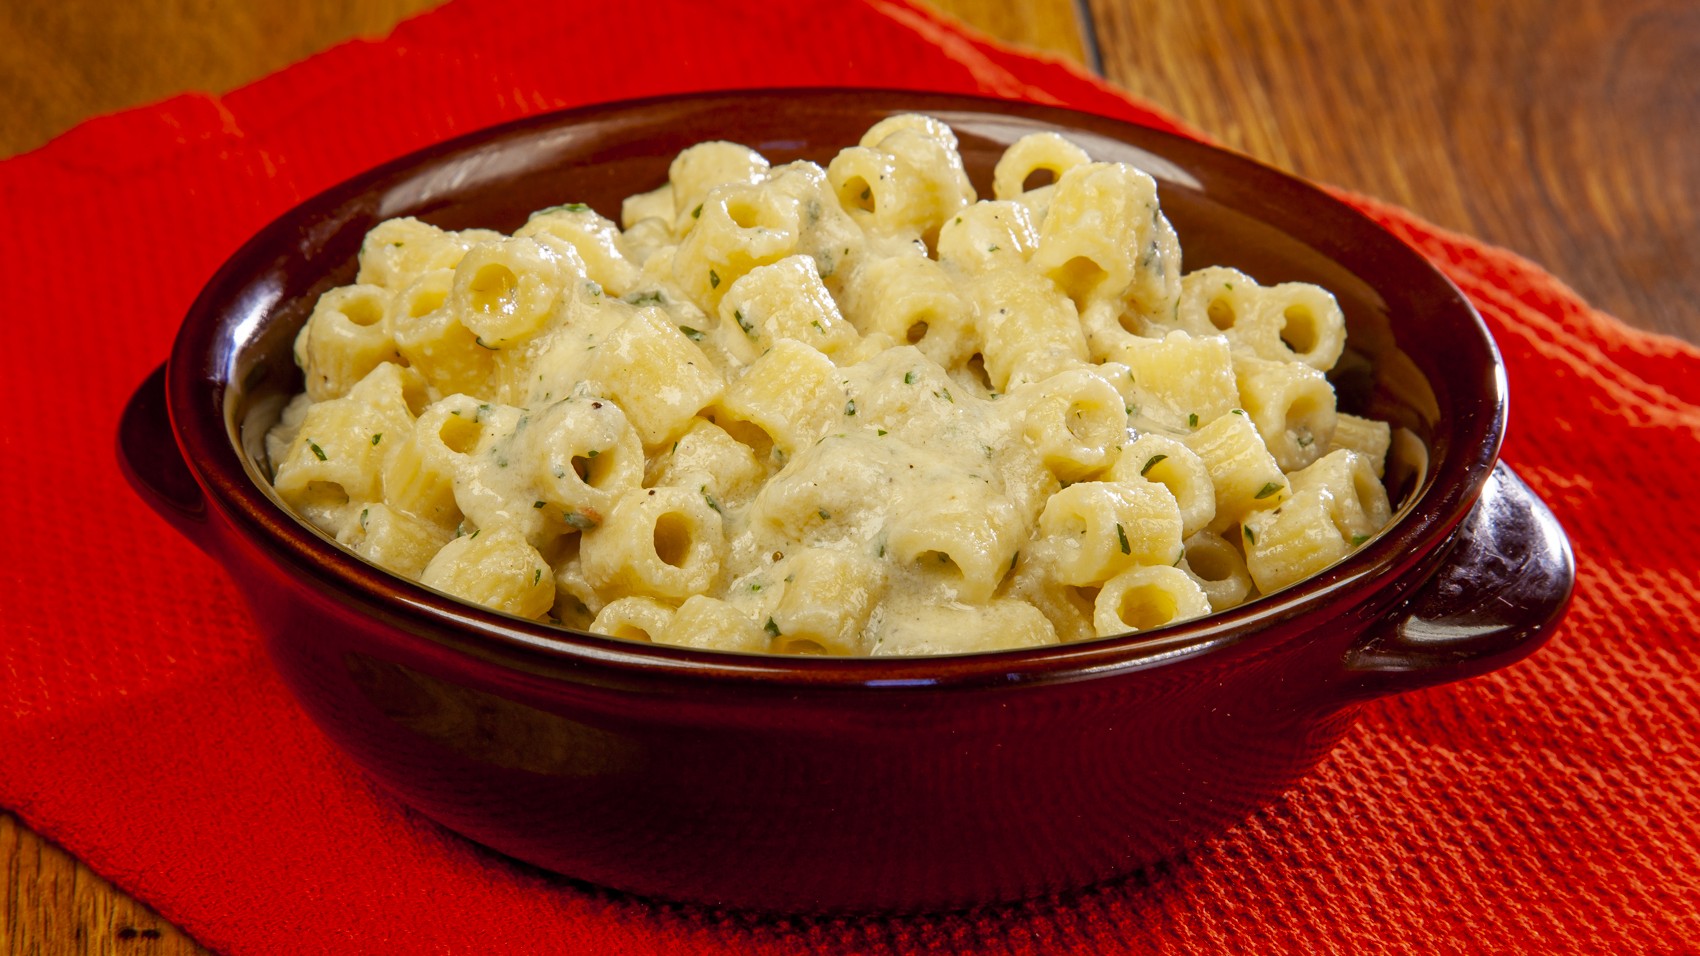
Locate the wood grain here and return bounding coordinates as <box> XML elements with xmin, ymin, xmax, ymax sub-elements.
<box><xmin>0</xmin><ymin>0</ymin><xmax>445</xmax><ymax>159</ymax></box>
<box><xmin>1086</xmin><ymin>0</ymin><xmax>1700</xmax><ymax>342</ymax></box>
<box><xmin>2</xmin><ymin>0</ymin><xmax>1696</xmax><ymax>952</ymax></box>
<box><xmin>920</xmin><ymin>0</ymin><xmax>1092</xmax><ymax>67</ymax></box>
<box><xmin>3</xmin><ymin>813</ymin><xmax>202</xmax><ymax>955</ymax></box>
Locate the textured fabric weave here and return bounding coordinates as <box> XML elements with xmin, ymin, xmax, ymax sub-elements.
<box><xmin>2</xmin><ymin>0</ymin><xmax>1697</xmax><ymax>952</ymax></box>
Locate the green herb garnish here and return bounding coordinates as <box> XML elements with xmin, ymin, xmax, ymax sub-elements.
<box><xmin>1116</xmin><ymin>523</ymin><xmax>1130</xmax><ymax>555</ymax></box>
<box><xmin>709</xmin><ymin>269</ymin><xmax>721</xmax><ymax>289</ymax></box>
<box><xmin>1140</xmin><ymin>454</ymin><xmax>1168</xmax><ymax>476</ymax></box>
<box><xmin>307</xmin><ymin>440</ymin><xmax>327</xmax><ymax>461</ymax></box>
<box><xmin>1254</xmin><ymin>482</ymin><xmax>1282</xmax><ymax>500</ymax></box>
<box><xmin>764</xmin><ymin>617</ymin><xmax>781</xmax><ymax>638</ymax></box>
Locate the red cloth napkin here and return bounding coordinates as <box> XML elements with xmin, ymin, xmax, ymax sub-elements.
<box><xmin>4</xmin><ymin>0</ymin><xmax>1698</xmax><ymax>952</ymax></box>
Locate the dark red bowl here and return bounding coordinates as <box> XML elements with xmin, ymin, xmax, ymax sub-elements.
<box><xmin>118</xmin><ymin>89</ymin><xmax>1573</xmax><ymax>911</ymax></box>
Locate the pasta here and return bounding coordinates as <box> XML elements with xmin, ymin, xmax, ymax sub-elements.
<box><xmin>266</xmin><ymin>117</ymin><xmax>1397</xmax><ymax>656</ymax></box>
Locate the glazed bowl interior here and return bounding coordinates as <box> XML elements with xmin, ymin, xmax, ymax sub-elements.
<box><xmin>177</xmin><ymin>89</ymin><xmax>1502</xmax><ymax>681</ymax></box>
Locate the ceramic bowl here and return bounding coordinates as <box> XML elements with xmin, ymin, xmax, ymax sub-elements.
<box><xmin>119</xmin><ymin>89</ymin><xmax>1573</xmax><ymax>911</ymax></box>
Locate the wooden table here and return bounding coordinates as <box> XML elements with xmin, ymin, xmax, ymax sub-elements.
<box><xmin>3</xmin><ymin>0</ymin><xmax>1694</xmax><ymax>951</ymax></box>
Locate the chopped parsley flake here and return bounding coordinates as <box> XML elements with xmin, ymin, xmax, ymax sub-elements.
<box><xmin>691</xmin><ymin>203</ymin><xmax>703</xmax><ymax>219</ymax></box>
<box><xmin>533</xmin><ymin>500</ymin><xmax>546</xmax><ymax>509</ymax></box>
<box><xmin>1188</xmin><ymin>413</ymin><xmax>1199</xmax><ymax>428</ymax></box>
<box><xmin>564</xmin><ymin>510</ymin><xmax>598</xmax><ymax>531</ymax></box>
<box><xmin>1254</xmin><ymin>481</ymin><xmax>1282</xmax><ymax>499</ymax></box>
<box><xmin>359</xmin><ymin>507</ymin><xmax>369</xmax><ymax>530</ymax></box>
<box><xmin>702</xmin><ymin>486</ymin><xmax>723</xmax><ymax>514</ymax></box>
<box><xmin>845</xmin><ymin>399</ymin><xmax>857</xmax><ymax>416</ymax></box>
<box><xmin>904</xmin><ymin>371</ymin><xmax>917</xmax><ymax>385</ymax></box>
<box><xmin>307</xmin><ymin>440</ymin><xmax>327</xmax><ymax>461</ymax></box>
<box><xmin>624</xmin><ymin>290</ymin><xmax>665</xmax><ymax>306</ymax></box>
<box><xmin>860</xmin><ymin>186</ymin><xmax>871</xmax><ymax>201</ymax></box>
<box><xmin>764</xmin><ymin>617</ymin><xmax>781</xmax><ymax>638</ymax></box>
<box><xmin>1232</xmin><ymin>408</ymin><xmax>1246</xmax><ymax>416</ymax></box>
<box><xmin>1352</xmin><ymin>533</ymin><xmax>1370</xmax><ymax>545</ymax></box>
<box><xmin>1140</xmin><ymin>454</ymin><xmax>1168</xmax><ymax>476</ymax></box>
<box><xmin>1244</xmin><ymin>526</ymin><xmax>1257</xmax><ymax>544</ymax></box>
<box><xmin>679</xmin><ymin>325</ymin><xmax>704</xmax><ymax>341</ymax></box>
<box><xmin>877</xmin><ymin>428</ymin><xmax>887</xmax><ymax>436</ymax></box>
<box><xmin>709</xmin><ymin>269</ymin><xmax>721</xmax><ymax>289</ymax></box>
<box><xmin>936</xmin><ymin>387</ymin><xmax>954</xmax><ymax>403</ymax></box>
<box><xmin>1116</xmin><ymin>523</ymin><xmax>1130</xmax><ymax>554</ymax></box>
<box><xmin>370</xmin><ymin>433</ymin><xmax>382</xmax><ymax>446</ymax></box>
<box><xmin>534</xmin><ymin>568</ymin><xmax>542</xmax><ymax>585</ymax></box>
<box><xmin>818</xmin><ymin>508</ymin><xmax>831</xmax><ymax>520</ymax></box>
<box><xmin>735</xmin><ymin>309</ymin><xmax>756</xmax><ymax>336</ymax></box>
<box><xmin>474</xmin><ymin>336</ymin><xmax>498</xmax><ymax>350</ymax></box>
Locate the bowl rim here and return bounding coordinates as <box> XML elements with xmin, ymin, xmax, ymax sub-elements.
<box><xmin>166</xmin><ymin>87</ymin><xmax>1506</xmax><ymax>689</ymax></box>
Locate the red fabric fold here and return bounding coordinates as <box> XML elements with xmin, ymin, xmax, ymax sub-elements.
<box><xmin>2</xmin><ymin>0</ymin><xmax>1696</xmax><ymax>952</ymax></box>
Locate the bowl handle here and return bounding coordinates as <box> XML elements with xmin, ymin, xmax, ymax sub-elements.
<box><xmin>118</xmin><ymin>363</ymin><xmax>219</xmax><ymax>554</ymax></box>
<box><xmin>1335</xmin><ymin>463</ymin><xmax>1574</xmax><ymax>701</ymax></box>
